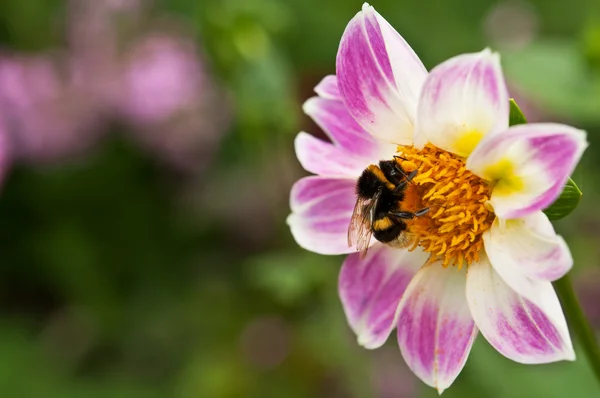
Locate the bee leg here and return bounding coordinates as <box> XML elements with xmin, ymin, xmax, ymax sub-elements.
<box><xmin>414</xmin><ymin>207</ymin><xmax>430</xmax><ymax>217</ymax></box>
<box><xmin>392</xmin><ymin>170</ymin><xmax>418</xmax><ymax>195</ymax></box>
<box><xmin>390</xmin><ymin>207</ymin><xmax>430</xmax><ymax>220</ymax></box>
<box><xmin>389</xmin><ymin>211</ymin><xmax>416</xmax><ymax>220</ymax></box>
<box><xmin>393</xmin><ymin>181</ymin><xmax>408</xmax><ymax>195</ymax></box>
<box><xmin>390</xmin><ymin>156</ymin><xmax>411</xmax><ymax>180</ymax></box>
<box><xmin>392</xmin><ymin>157</ymin><xmax>418</xmax><ymax>181</ymax></box>
<box><xmin>398</xmin><ymin>169</ymin><xmax>417</xmax><ymax>183</ymax></box>
<box><xmin>404</xmin><ymin>169</ymin><xmax>418</xmax><ymax>182</ymax></box>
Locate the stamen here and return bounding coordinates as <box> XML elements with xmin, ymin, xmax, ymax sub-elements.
<box><xmin>396</xmin><ymin>144</ymin><xmax>495</xmax><ymax>268</ymax></box>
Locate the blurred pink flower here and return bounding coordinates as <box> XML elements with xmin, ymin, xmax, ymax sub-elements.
<box><xmin>66</xmin><ymin>0</ymin><xmax>231</xmax><ymax>172</ymax></box>
<box><xmin>67</xmin><ymin>0</ymin><xmax>142</xmax><ymax>112</ymax></box>
<box><xmin>0</xmin><ymin>0</ymin><xmax>230</xmax><ymax>173</ymax></box>
<box><xmin>0</xmin><ymin>115</ymin><xmax>11</xmax><ymax>183</ymax></box>
<box><xmin>119</xmin><ymin>33</ymin><xmax>230</xmax><ymax>172</ymax></box>
<box><xmin>120</xmin><ymin>35</ymin><xmax>203</xmax><ymax>126</ymax></box>
<box><xmin>0</xmin><ymin>55</ymin><xmax>104</xmax><ymax>164</ymax></box>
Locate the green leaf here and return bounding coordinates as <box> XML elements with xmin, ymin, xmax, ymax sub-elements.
<box><xmin>508</xmin><ymin>98</ymin><xmax>527</xmax><ymax>126</ymax></box>
<box><xmin>543</xmin><ymin>178</ymin><xmax>582</xmax><ymax>221</ymax></box>
<box><xmin>509</xmin><ymin>98</ymin><xmax>581</xmax><ymax>220</ymax></box>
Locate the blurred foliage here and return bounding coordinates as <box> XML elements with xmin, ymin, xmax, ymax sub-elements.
<box><xmin>0</xmin><ymin>0</ymin><xmax>598</xmax><ymax>397</ymax></box>
<box><xmin>503</xmin><ymin>41</ymin><xmax>600</xmax><ymax>123</ymax></box>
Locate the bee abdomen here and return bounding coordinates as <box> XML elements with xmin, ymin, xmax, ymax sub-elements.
<box><xmin>373</xmin><ymin>219</ymin><xmax>406</xmax><ymax>243</ymax></box>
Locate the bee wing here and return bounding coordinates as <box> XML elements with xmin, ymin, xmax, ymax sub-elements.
<box><xmin>347</xmin><ymin>190</ymin><xmax>380</xmax><ymax>253</ymax></box>
<box><xmin>347</xmin><ymin>197</ymin><xmax>373</xmax><ymax>253</ymax></box>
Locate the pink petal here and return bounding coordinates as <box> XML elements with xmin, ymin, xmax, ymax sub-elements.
<box><xmin>339</xmin><ymin>245</ymin><xmax>428</xmax><ymax>349</ymax></box>
<box><xmin>336</xmin><ymin>4</ymin><xmax>427</xmax><ymax>145</ymax></box>
<box><xmin>303</xmin><ymin>96</ymin><xmax>394</xmax><ymax>160</ymax></box>
<box><xmin>294</xmin><ymin>132</ymin><xmax>367</xmax><ymax>178</ymax></box>
<box><xmin>415</xmin><ymin>49</ymin><xmax>508</xmax><ymax>157</ymax></box>
<box><xmin>466</xmin><ymin>257</ymin><xmax>575</xmax><ymax>364</ymax></box>
<box><xmin>484</xmin><ymin>212</ymin><xmax>572</xmax><ymax>291</ymax></box>
<box><xmin>467</xmin><ymin>123</ymin><xmax>587</xmax><ymax>219</ymax></box>
<box><xmin>287</xmin><ymin>176</ymin><xmax>357</xmax><ymax>255</ymax></box>
<box><xmin>396</xmin><ymin>263</ymin><xmax>477</xmax><ymax>393</ymax></box>
<box><xmin>314</xmin><ymin>75</ymin><xmax>341</xmax><ymax>100</ymax></box>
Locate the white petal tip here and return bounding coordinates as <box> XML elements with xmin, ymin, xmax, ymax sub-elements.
<box><xmin>361</xmin><ymin>2</ymin><xmax>372</xmax><ymax>11</ymax></box>
<box><xmin>302</xmin><ymin>97</ymin><xmax>317</xmax><ymax>115</ymax></box>
<box><xmin>518</xmin><ymin>349</ymin><xmax>576</xmax><ymax>364</ymax></box>
<box><xmin>564</xmin><ymin>350</ymin><xmax>576</xmax><ymax>362</ymax></box>
<box><xmin>294</xmin><ymin>131</ymin><xmax>309</xmax><ymax>144</ymax></box>
<box><xmin>285</xmin><ymin>213</ymin><xmax>293</xmax><ymax>226</ymax></box>
<box><xmin>355</xmin><ymin>324</ymin><xmax>390</xmax><ymax>350</ymax></box>
<box><xmin>574</xmin><ymin>128</ymin><xmax>589</xmax><ymax>146</ymax></box>
<box><xmin>437</xmin><ymin>387</ymin><xmax>446</xmax><ymax>395</ymax></box>
<box><xmin>477</xmin><ymin>47</ymin><xmax>497</xmax><ymax>59</ymax></box>
<box><xmin>357</xmin><ymin>333</ymin><xmax>378</xmax><ymax>349</ymax></box>
<box><xmin>564</xmin><ymin>126</ymin><xmax>589</xmax><ymax>160</ymax></box>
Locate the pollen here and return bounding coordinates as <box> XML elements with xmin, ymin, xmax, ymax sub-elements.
<box><xmin>396</xmin><ymin>144</ymin><xmax>495</xmax><ymax>269</ymax></box>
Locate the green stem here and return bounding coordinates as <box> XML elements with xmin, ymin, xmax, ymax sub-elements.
<box><xmin>555</xmin><ymin>274</ymin><xmax>600</xmax><ymax>383</ymax></box>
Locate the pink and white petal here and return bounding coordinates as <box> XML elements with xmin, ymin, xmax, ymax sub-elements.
<box><xmin>484</xmin><ymin>212</ymin><xmax>572</xmax><ymax>289</ymax></box>
<box><xmin>336</xmin><ymin>4</ymin><xmax>427</xmax><ymax>145</ymax></box>
<box><xmin>287</xmin><ymin>176</ymin><xmax>357</xmax><ymax>255</ymax></box>
<box><xmin>396</xmin><ymin>263</ymin><xmax>478</xmax><ymax>393</ymax></box>
<box><xmin>466</xmin><ymin>256</ymin><xmax>575</xmax><ymax>364</ymax></box>
<box><xmin>467</xmin><ymin>123</ymin><xmax>587</xmax><ymax>219</ymax></box>
<box><xmin>415</xmin><ymin>49</ymin><xmax>508</xmax><ymax>157</ymax></box>
<box><xmin>339</xmin><ymin>245</ymin><xmax>428</xmax><ymax>349</ymax></box>
<box><xmin>303</xmin><ymin>97</ymin><xmax>396</xmax><ymax>160</ymax></box>
<box><xmin>295</xmin><ymin>132</ymin><xmax>367</xmax><ymax>178</ymax></box>
<box><xmin>314</xmin><ymin>75</ymin><xmax>341</xmax><ymax>100</ymax></box>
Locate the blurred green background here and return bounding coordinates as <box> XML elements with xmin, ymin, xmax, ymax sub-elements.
<box><xmin>0</xmin><ymin>0</ymin><xmax>599</xmax><ymax>397</ymax></box>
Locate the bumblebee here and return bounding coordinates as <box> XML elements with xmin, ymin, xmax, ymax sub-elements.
<box><xmin>348</xmin><ymin>157</ymin><xmax>429</xmax><ymax>254</ymax></box>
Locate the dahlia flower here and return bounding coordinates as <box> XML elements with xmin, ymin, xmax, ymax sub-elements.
<box><xmin>287</xmin><ymin>3</ymin><xmax>587</xmax><ymax>393</ymax></box>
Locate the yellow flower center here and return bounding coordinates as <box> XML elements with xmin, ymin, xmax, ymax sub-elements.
<box><xmin>483</xmin><ymin>158</ymin><xmax>524</xmax><ymax>196</ymax></box>
<box><xmin>397</xmin><ymin>144</ymin><xmax>495</xmax><ymax>269</ymax></box>
<box><xmin>452</xmin><ymin>129</ymin><xmax>484</xmax><ymax>157</ymax></box>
